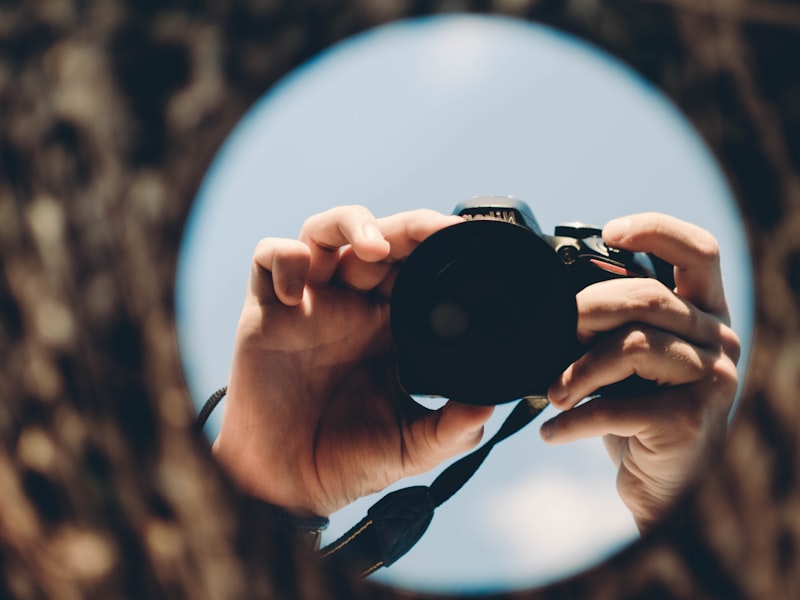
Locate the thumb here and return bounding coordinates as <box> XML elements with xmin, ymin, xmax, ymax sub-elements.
<box><xmin>408</xmin><ymin>402</ymin><xmax>494</xmax><ymax>472</ymax></box>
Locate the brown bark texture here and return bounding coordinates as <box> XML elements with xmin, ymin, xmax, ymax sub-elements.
<box><xmin>1</xmin><ymin>0</ymin><xmax>799</xmax><ymax>599</ymax></box>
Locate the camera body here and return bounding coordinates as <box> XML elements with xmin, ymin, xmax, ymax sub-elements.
<box><xmin>454</xmin><ymin>198</ymin><xmax>668</xmax><ymax>294</ymax></box>
<box><xmin>389</xmin><ymin>197</ymin><xmax>674</xmax><ymax>406</ymax></box>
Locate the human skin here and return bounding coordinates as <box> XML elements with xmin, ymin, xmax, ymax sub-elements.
<box><xmin>213</xmin><ymin>207</ymin><xmax>494</xmax><ymax>518</ymax></box>
<box><xmin>540</xmin><ymin>213</ymin><xmax>740</xmax><ymax>530</ymax></box>
<box><xmin>212</xmin><ymin>207</ymin><xmax>740</xmax><ymax>531</ymax></box>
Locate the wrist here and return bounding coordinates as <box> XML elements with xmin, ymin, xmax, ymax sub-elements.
<box><xmin>201</xmin><ymin>385</ymin><xmax>332</xmax><ymax>531</ymax></box>
<box><xmin>212</xmin><ymin>437</ymin><xmax>329</xmax><ymax>550</ymax></box>
<box><xmin>245</xmin><ymin>495</ymin><xmax>329</xmax><ymax>532</ymax></box>
<box><xmin>238</xmin><ymin>493</ymin><xmax>329</xmax><ymax>551</ymax></box>
<box><xmin>212</xmin><ymin>432</ymin><xmax>326</xmax><ymax>519</ymax></box>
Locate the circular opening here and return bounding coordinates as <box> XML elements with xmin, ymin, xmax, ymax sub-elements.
<box><xmin>176</xmin><ymin>14</ymin><xmax>755</xmax><ymax>595</ymax></box>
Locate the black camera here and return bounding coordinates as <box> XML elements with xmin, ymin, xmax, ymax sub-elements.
<box><xmin>389</xmin><ymin>197</ymin><xmax>674</xmax><ymax>406</ymax></box>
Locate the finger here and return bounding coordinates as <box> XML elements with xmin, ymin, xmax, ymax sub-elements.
<box><xmin>576</xmin><ymin>277</ymin><xmax>735</xmax><ymax>352</ymax></box>
<box><xmin>434</xmin><ymin>401</ymin><xmax>495</xmax><ymax>453</ymax></box>
<box><xmin>540</xmin><ymin>392</ymin><xmax>683</xmax><ymax>445</ymax></box>
<box><xmin>541</xmin><ymin>394</ymin><xmax>663</xmax><ymax>444</ymax></box>
<box><xmin>250</xmin><ymin>238</ymin><xmax>311</xmax><ymax>306</ymax></box>
<box><xmin>548</xmin><ymin>325</ymin><xmax>728</xmax><ymax>409</ymax></box>
<box><xmin>603</xmin><ymin>213</ymin><xmax>729</xmax><ymax>321</ymax></box>
<box><xmin>540</xmin><ymin>383</ymin><xmax>733</xmax><ymax>447</ymax></box>
<box><xmin>405</xmin><ymin>401</ymin><xmax>494</xmax><ymax>471</ymax></box>
<box><xmin>335</xmin><ymin>245</ymin><xmax>394</xmax><ymax>292</ymax></box>
<box><xmin>336</xmin><ymin>209</ymin><xmax>462</xmax><ymax>295</ymax></box>
<box><xmin>375</xmin><ymin>265</ymin><xmax>402</xmax><ymax>299</ymax></box>
<box><xmin>299</xmin><ymin>205</ymin><xmax>391</xmax><ymax>284</ymax></box>
<box><xmin>377</xmin><ymin>209</ymin><xmax>463</xmax><ymax>261</ymax></box>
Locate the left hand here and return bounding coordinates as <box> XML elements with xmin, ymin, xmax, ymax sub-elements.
<box><xmin>212</xmin><ymin>206</ymin><xmax>494</xmax><ymax>518</ymax></box>
<box><xmin>540</xmin><ymin>213</ymin><xmax>741</xmax><ymax>531</ymax></box>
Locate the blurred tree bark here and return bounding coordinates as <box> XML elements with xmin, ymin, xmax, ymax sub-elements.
<box><xmin>1</xmin><ymin>1</ymin><xmax>799</xmax><ymax>599</ymax></box>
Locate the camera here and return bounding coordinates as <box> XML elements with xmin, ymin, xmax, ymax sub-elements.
<box><xmin>389</xmin><ymin>197</ymin><xmax>674</xmax><ymax>406</ymax></box>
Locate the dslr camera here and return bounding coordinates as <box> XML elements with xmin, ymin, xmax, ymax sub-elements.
<box><xmin>389</xmin><ymin>197</ymin><xmax>674</xmax><ymax>406</ymax></box>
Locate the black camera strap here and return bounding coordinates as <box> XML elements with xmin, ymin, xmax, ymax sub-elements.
<box><xmin>196</xmin><ymin>389</ymin><xmax>548</xmax><ymax>578</ymax></box>
<box><xmin>319</xmin><ymin>396</ymin><xmax>549</xmax><ymax>577</ymax></box>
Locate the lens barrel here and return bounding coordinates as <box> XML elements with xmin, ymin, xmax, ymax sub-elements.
<box><xmin>390</xmin><ymin>219</ymin><xmax>579</xmax><ymax>406</ymax></box>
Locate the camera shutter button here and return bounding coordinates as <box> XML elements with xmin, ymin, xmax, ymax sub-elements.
<box><xmin>554</xmin><ymin>223</ymin><xmax>603</xmax><ymax>239</ymax></box>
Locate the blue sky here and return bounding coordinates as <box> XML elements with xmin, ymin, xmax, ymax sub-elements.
<box><xmin>176</xmin><ymin>14</ymin><xmax>754</xmax><ymax>595</ymax></box>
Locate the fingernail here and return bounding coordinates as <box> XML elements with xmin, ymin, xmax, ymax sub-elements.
<box><xmin>540</xmin><ymin>419</ymin><xmax>555</xmax><ymax>440</ymax></box>
<box><xmin>603</xmin><ymin>217</ymin><xmax>631</xmax><ymax>243</ymax></box>
<box><xmin>361</xmin><ymin>223</ymin><xmax>383</xmax><ymax>240</ymax></box>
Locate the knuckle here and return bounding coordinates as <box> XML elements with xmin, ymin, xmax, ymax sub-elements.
<box><xmin>711</xmin><ymin>355</ymin><xmax>739</xmax><ymax>392</ymax></box>
<box><xmin>695</xmin><ymin>235</ymin><xmax>721</xmax><ymax>266</ymax></box>
<box><xmin>342</xmin><ymin>204</ymin><xmax>375</xmax><ymax>223</ymax></box>
<box><xmin>254</xmin><ymin>237</ymin><xmax>269</xmax><ymax>254</ymax></box>
<box><xmin>252</xmin><ymin>238</ymin><xmax>308</xmax><ymax>270</ymax></box>
<box><xmin>300</xmin><ymin>205</ymin><xmax>374</xmax><ymax>233</ymax></box>
<box><xmin>619</xmin><ymin>327</ymin><xmax>656</xmax><ymax>378</ymax></box>
<box><xmin>720</xmin><ymin>324</ymin><xmax>742</xmax><ymax>365</ymax></box>
<box><xmin>567</xmin><ymin>357</ymin><xmax>588</xmax><ymax>386</ymax></box>
<box><xmin>693</xmin><ymin>354</ymin><xmax>740</xmax><ymax>413</ymax></box>
<box><xmin>628</xmin><ymin>278</ymin><xmax>672</xmax><ymax>313</ymax></box>
<box><xmin>332</xmin><ymin>203</ymin><xmax>370</xmax><ymax>216</ymax></box>
<box><xmin>253</xmin><ymin>237</ymin><xmax>275</xmax><ymax>260</ymax></box>
<box><xmin>620</xmin><ymin>326</ymin><xmax>652</xmax><ymax>357</ymax></box>
<box><xmin>299</xmin><ymin>213</ymin><xmax>320</xmax><ymax>237</ymax></box>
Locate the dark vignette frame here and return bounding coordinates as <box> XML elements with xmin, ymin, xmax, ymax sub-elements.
<box><xmin>0</xmin><ymin>1</ymin><xmax>798</xmax><ymax>599</ymax></box>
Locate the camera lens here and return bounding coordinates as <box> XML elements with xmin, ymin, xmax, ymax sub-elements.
<box><xmin>429</xmin><ymin>301</ymin><xmax>469</xmax><ymax>340</ymax></box>
<box><xmin>390</xmin><ymin>219</ymin><xmax>579</xmax><ymax>405</ymax></box>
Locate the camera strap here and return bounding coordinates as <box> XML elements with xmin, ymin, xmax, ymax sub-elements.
<box><xmin>196</xmin><ymin>389</ymin><xmax>548</xmax><ymax>578</ymax></box>
<box><xmin>319</xmin><ymin>396</ymin><xmax>549</xmax><ymax>577</ymax></box>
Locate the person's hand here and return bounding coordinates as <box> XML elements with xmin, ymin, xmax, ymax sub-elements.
<box><xmin>540</xmin><ymin>213</ymin><xmax>741</xmax><ymax>531</ymax></box>
<box><xmin>212</xmin><ymin>206</ymin><xmax>494</xmax><ymax>517</ymax></box>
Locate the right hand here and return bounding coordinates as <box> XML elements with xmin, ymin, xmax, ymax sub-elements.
<box><xmin>541</xmin><ymin>213</ymin><xmax>741</xmax><ymax>530</ymax></box>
